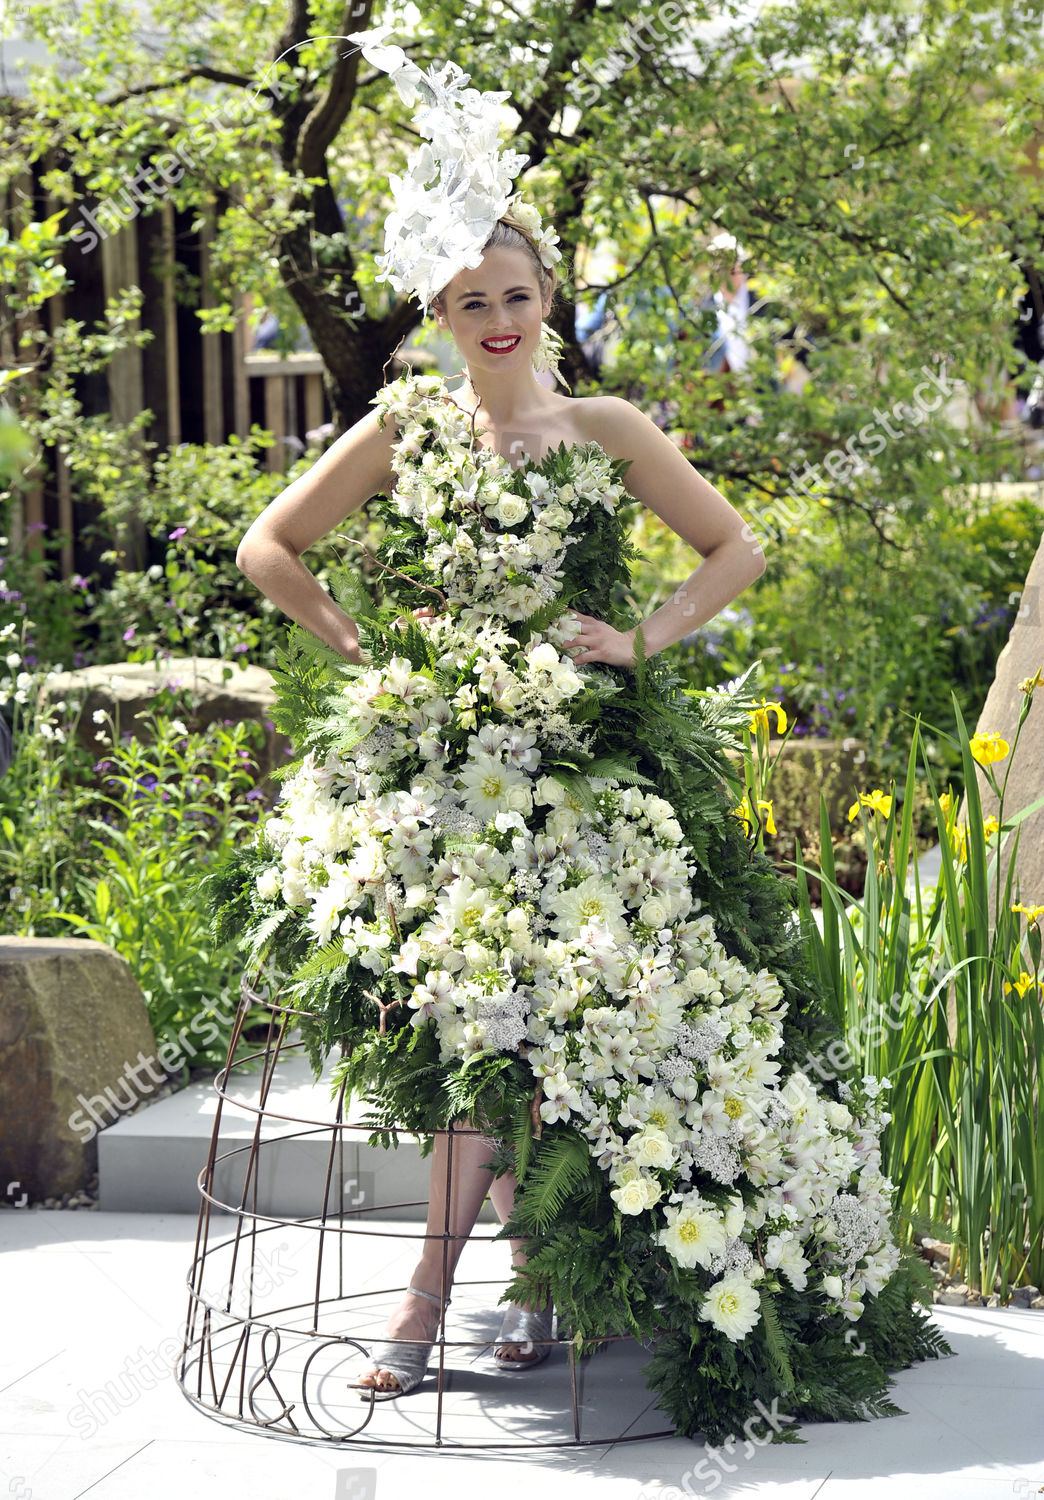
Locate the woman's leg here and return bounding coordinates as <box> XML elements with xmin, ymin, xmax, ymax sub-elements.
<box><xmin>358</xmin><ymin>1119</ymin><xmax>499</xmax><ymax>1391</ymax></box>
<box><xmin>487</xmin><ymin>1167</ymin><xmax>549</xmax><ymax>1363</ymax></box>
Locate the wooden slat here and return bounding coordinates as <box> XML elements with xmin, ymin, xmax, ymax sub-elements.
<box><xmin>264</xmin><ymin>374</ymin><xmax>286</xmax><ymax>472</ymax></box>
<box><xmin>200</xmin><ymin>204</ymin><xmax>222</xmax><ymax>446</ymax></box>
<box><xmin>304</xmin><ymin>371</ymin><xmax>324</xmax><ymax>437</ymax></box>
<box><xmin>231</xmin><ymin>291</ymin><xmax>250</xmax><ymax>438</ymax></box>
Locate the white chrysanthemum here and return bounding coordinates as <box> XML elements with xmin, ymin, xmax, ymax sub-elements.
<box><xmin>701</xmin><ymin>1273</ymin><xmax>762</xmax><ymax>1341</ymax></box>
<box><xmin>456</xmin><ymin>750</ymin><xmax>528</xmax><ymax>821</ymax></box>
<box><xmin>658</xmin><ymin>1199</ymin><xmax>728</xmax><ymax>1270</ymax></box>
<box><xmin>549</xmin><ymin>876</ymin><xmax>628</xmax><ymax>939</ymax></box>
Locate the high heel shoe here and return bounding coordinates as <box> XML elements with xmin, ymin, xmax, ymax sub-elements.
<box><xmin>491</xmin><ymin>1297</ymin><xmax>555</xmax><ymax>1368</ymax></box>
<box><xmin>348</xmin><ymin>1284</ymin><xmax>450</xmax><ymax>1401</ymax></box>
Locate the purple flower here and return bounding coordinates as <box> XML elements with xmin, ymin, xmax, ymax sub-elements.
<box><xmin>71</xmin><ymin>574</ymin><xmax>89</xmax><ymax>591</ymax></box>
<box><xmin>27</xmin><ymin>521</ymin><xmax>47</xmax><ymax>533</ymax></box>
<box><xmin>232</xmin><ymin>643</ymin><xmax>248</xmax><ymax>654</ymax></box>
<box><xmin>168</xmin><ymin>527</ymin><xmax>187</xmax><ymax>541</ymax></box>
<box><xmin>123</xmin><ymin>625</ymin><xmax>136</xmax><ymax>642</ymax></box>
<box><xmin>246</xmin><ymin>788</ymin><xmax>264</xmax><ymax>801</ymax></box>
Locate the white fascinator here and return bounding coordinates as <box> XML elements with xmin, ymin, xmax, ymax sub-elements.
<box><xmin>347</xmin><ymin>25</ymin><xmax>563</xmax><ymax>312</ymax></box>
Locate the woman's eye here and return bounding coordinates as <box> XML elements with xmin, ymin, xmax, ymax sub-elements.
<box><xmin>463</xmin><ymin>295</ymin><xmax>529</xmax><ymax>310</ymax></box>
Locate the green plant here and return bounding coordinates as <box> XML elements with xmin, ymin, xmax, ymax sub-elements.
<box><xmin>0</xmin><ymin>638</ymin><xmax>271</xmax><ymax>1063</ymax></box>
<box><xmin>796</xmin><ymin>686</ymin><xmax>1044</xmax><ymax>1294</ymax></box>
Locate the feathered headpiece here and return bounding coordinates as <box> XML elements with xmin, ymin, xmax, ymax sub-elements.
<box><xmin>346</xmin><ymin>25</ymin><xmax>563</xmax><ymax>319</ymax></box>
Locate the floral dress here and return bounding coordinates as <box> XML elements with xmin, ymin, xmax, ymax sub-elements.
<box><xmin>205</xmin><ymin>368</ymin><xmax>947</xmax><ymax>1442</ymax></box>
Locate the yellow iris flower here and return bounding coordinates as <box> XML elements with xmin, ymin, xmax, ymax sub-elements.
<box><xmin>749</xmin><ymin>699</ymin><xmax>787</xmax><ymax>735</ymax></box>
<box><xmin>969</xmin><ymin>731</ymin><xmax>1010</xmax><ymax>766</ymax></box>
<box><xmin>1005</xmin><ymin>971</ymin><xmax>1040</xmax><ymax>999</ymax></box>
<box><xmin>732</xmin><ymin>795</ymin><xmax>777</xmax><ymax>836</ymax></box>
<box><xmin>1018</xmin><ymin>666</ymin><xmax>1043</xmax><ymax>697</ymax></box>
<box><xmin>847</xmin><ymin>790</ymin><xmax>893</xmax><ymax>824</ymax></box>
<box><xmin>1012</xmin><ymin>902</ymin><xmax>1044</xmax><ymax>924</ymax></box>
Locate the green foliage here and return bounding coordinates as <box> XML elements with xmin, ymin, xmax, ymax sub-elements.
<box><xmin>637</xmin><ymin>489</ymin><xmax>1043</xmax><ymax>785</ymax></box>
<box><xmin>0</xmin><ymin>649</ymin><xmax>270</xmax><ymax>1063</ymax></box>
<box><xmin>795</xmin><ymin>689</ymin><xmax>1044</xmax><ymax>1292</ymax></box>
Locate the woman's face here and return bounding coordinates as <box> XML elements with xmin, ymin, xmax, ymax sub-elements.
<box><xmin>433</xmin><ymin>247</ymin><xmax>550</xmax><ymax>376</ymax></box>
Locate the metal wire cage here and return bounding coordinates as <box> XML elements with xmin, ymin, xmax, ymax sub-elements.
<box><xmin>176</xmin><ymin>977</ymin><xmax>674</xmax><ymax>1450</ymax></box>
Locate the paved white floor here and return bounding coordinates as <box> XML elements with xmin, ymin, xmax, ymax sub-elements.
<box><xmin>1</xmin><ymin>1207</ymin><xmax>1041</xmax><ymax>1500</ymax></box>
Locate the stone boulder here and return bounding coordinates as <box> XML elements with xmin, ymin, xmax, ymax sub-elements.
<box><xmin>39</xmin><ymin>656</ymin><xmax>294</xmax><ymax>795</ymax></box>
<box><xmin>972</xmin><ymin>531</ymin><xmax>1044</xmax><ymax>904</ymax></box>
<box><xmin>0</xmin><ymin>936</ymin><xmax>160</xmax><ymax>1200</ymax></box>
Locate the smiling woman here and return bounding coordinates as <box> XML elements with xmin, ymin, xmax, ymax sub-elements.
<box><xmin>195</xmin><ymin>21</ymin><xmax>949</xmax><ymax>1449</ymax></box>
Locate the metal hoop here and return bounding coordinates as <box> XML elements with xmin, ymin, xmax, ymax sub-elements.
<box><xmin>175</xmin><ymin>973</ymin><xmax>675</xmax><ymax>1449</ymax></box>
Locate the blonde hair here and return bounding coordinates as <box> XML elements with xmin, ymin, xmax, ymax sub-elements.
<box><xmin>429</xmin><ymin>217</ymin><xmax>562</xmax><ymax>316</ymax></box>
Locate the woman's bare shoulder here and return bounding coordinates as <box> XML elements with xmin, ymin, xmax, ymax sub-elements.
<box><xmin>576</xmin><ymin>394</ymin><xmax>664</xmax><ymax>459</ymax></box>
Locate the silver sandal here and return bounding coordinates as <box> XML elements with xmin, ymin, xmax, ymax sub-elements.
<box><xmin>491</xmin><ymin>1297</ymin><xmax>555</xmax><ymax>1368</ymax></box>
<box><xmin>349</xmin><ymin>1284</ymin><xmax>450</xmax><ymax>1401</ymax></box>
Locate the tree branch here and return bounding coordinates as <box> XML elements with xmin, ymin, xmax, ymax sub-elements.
<box><xmin>100</xmin><ymin>67</ymin><xmax>257</xmax><ymax>108</ymax></box>
<box><xmin>298</xmin><ymin>0</ymin><xmax>373</xmax><ymax>178</ymax></box>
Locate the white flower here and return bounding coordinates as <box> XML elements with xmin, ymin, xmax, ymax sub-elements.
<box><xmin>822</xmin><ymin>1274</ymin><xmax>844</xmax><ymax>1299</ymax></box>
<box><xmin>611</xmin><ymin>1175</ymin><xmax>661</xmax><ymax>1215</ymax></box>
<box><xmin>457</xmin><ymin>750</ymin><xmax>528</xmax><ymax>821</ymax></box>
<box><xmin>550</xmin><ymin>876</ymin><xmax>627</xmax><ymax>939</ymax></box>
<box><xmin>638</xmin><ymin>896</ymin><xmax>669</xmax><ymax>929</ymax></box>
<box><xmin>91</xmin><ymin>709</ymin><xmax>107</xmax><ymax>724</ymax></box>
<box><xmin>658</xmin><ymin>1199</ymin><xmax>728</xmax><ymax>1270</ymax></box>
<box><xmin>701</xmin><ymin>1273</ymin><xmax>761</xmax><ymax>1341</ymax></box>
<box><xmin>257</xmin><ymin>867</ymin><xmax>282</xmax><ymax>901</ymax></box>
<box><xmin>628</xmin><ymin>1126</ymin><xmax>674</xmax><ymax>1169</ymax></box>
<box><xmin>495</xmin><ymin>493</ymin><xmax>528</xmax><ymax>527</ymax></box>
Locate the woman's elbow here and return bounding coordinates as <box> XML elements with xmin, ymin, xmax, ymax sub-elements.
<box><xmin>741</xmin><ymin>525</ymin><xmax>767</xmax><ymax>581</ymax></box>
<box><xmin>236</xmin><ymin>527</ymin><xmax>284</xmax><ymax>577</ymax></box>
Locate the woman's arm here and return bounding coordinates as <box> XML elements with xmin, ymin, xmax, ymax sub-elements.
<box><xmin>563</xmin><ymin>396</ymin><xmax>766</xmax><ymax>667</ymax></box>
<box><xmin>236</xmin><ymin>408</ymin><xmax>398</xmax><ymax>663</ymax></box>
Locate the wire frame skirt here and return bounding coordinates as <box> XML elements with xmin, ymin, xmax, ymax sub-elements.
<box><xmin>176</xmin><ymin>977</ymin><xmax>674</xmax><ymax>1450</ymax></box>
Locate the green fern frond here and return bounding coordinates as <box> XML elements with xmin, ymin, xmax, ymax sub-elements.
<box><xmin>759</xmin><ymin>1290</ymin><xmax>796</xmax><ymax>1393</ymax></box>
<box><xmin>512</xmin><ymin>1131</ymin><xmax>593</xmax><ymax>1231</ymax></box>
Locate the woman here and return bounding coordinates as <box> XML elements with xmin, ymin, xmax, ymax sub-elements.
<box><xmin>214</xmin><ymin>28</ymin><xmax>945</xmax><ymax>1436</ymax></box>
<box><xmin>234</xmin><ymin>215</ymin><xmax>764</xmax><ymax>1396</ymax></box>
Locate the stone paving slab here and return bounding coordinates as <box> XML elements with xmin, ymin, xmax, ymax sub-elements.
<box><xmin>1</xmin><ymin>1208</ymin><xmax>1042</xmax><ymax>1499</ymax></box>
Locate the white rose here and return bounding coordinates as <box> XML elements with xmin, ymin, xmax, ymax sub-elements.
<box><xmin>629</xmin><ymin>1127</ymin><xmax>674</xmax><ymax>1169</ymax></box>
<box><xmin>495</xmin><ymin>494</ymin><xmax>529</xmax><ymax>527</ymax></box>
<box><xmin>822</xmin><ymin>1274</ymin><xmax>843</xmax><ymax>1299</ymax></box>
<box><xmin>535</xmin><ymin>775</ymin><xmax>567</xmax><ymax>806</ymax></box>
<box><xmin>463</xmin><ymin>940</ymin><xmax>493</xmax><ymax>970</ymax></box>
<box><xmin>611</xmin><ymin>1178</ymin><xmax>651</xmax><ymax>1215</ymax></box>
<box><xmin>506</xmin><ymin>783</ymin><xmax>533</xmax><ymax>814</ymax></box>
<box><xmin>528</xmin><ymin>642</ymin><xmax>561</xmax><ymax>672</ymax></box>
<box><xmin>639</xmin><ymin>896</ymin><xmax>669</xmax><ymax>929</ymax></box>
<box><xmin>256</xmin><ymin>867</ymin><xmax>282</xmax><ymax>901</ymax></box>
<box><xmin>542</xmin><ymin>504</ymin><xmax>571</xmax><ymax>529</ymax></box>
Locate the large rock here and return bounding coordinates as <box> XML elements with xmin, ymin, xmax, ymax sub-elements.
<box><xmin>973</xmin><ymin>532</ymin><xmax>1044</xmax><ymax>903</ymax></box>
<box><xmin>39</xmin><ymin>656</ymin><xmax>294</xmax><ymax>793</ymax></box>
<box><xmin>0</xmin><ymin>937</ymin><xmax>160</xmax><ymax>1200</ymax></box>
